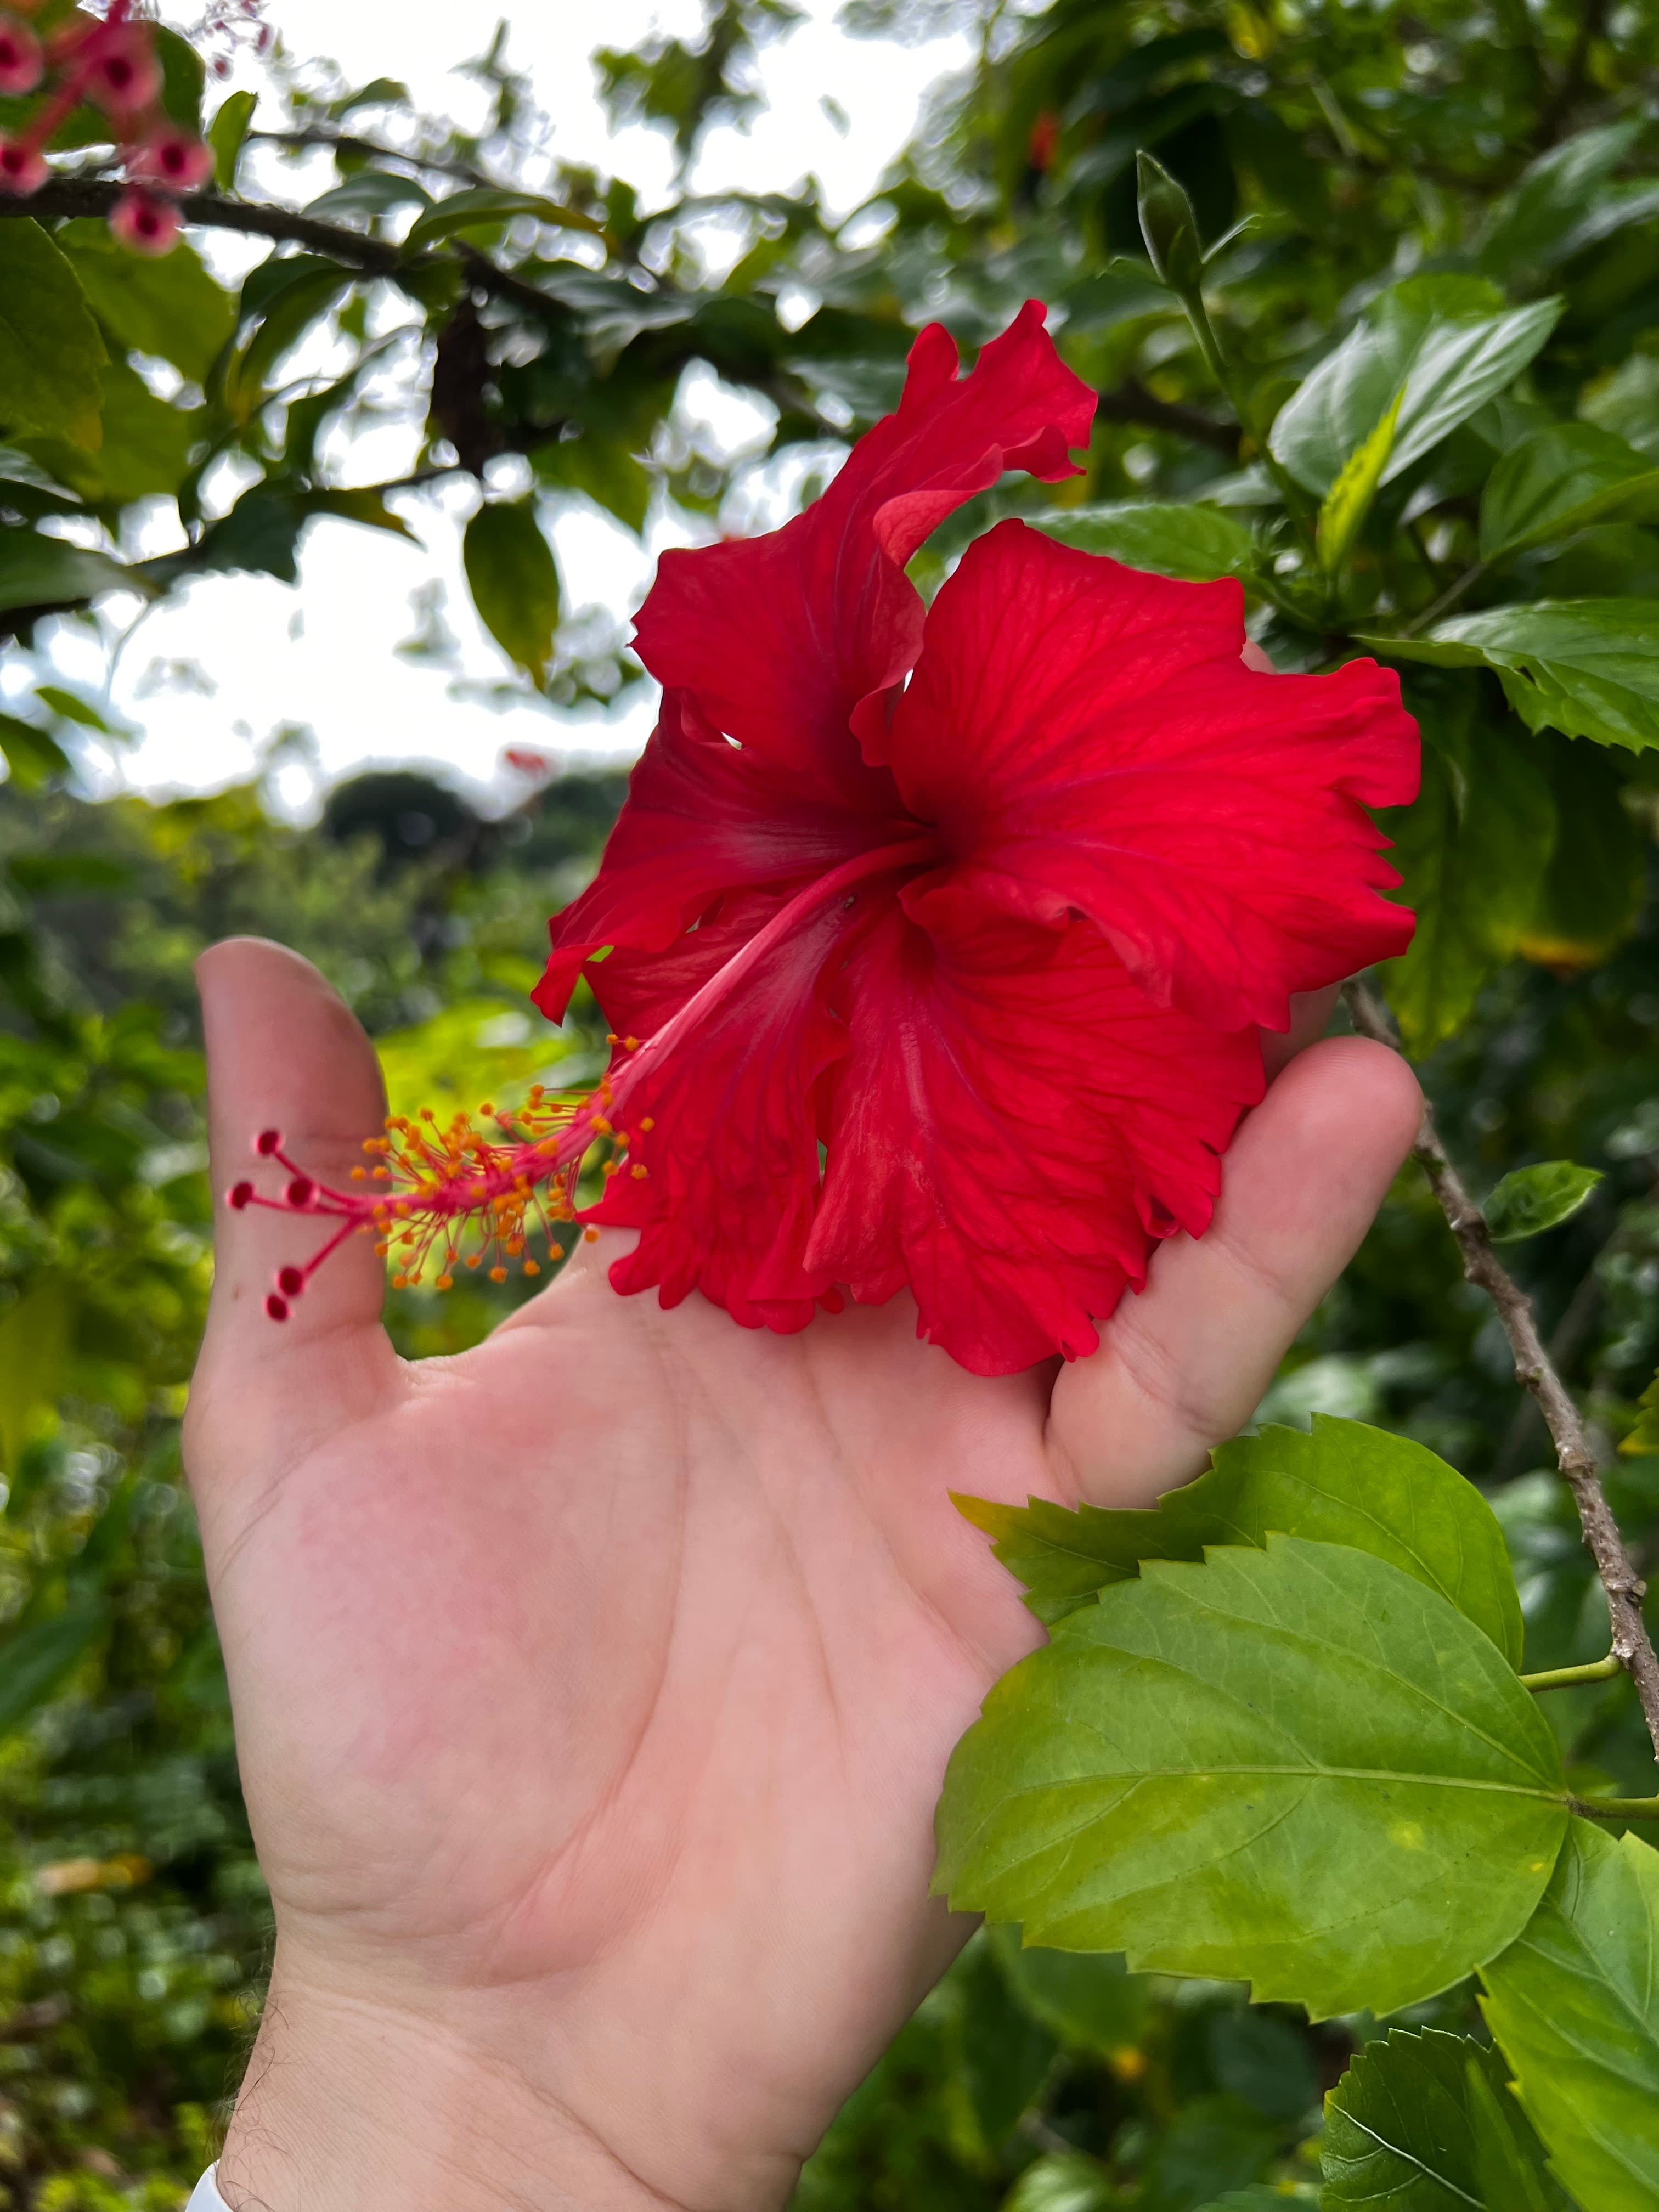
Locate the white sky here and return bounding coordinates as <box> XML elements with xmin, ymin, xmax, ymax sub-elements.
<box><xmin>24</xmin><ymin>1</ymin><xmax>969</xmax><ymax>814</ymax></box>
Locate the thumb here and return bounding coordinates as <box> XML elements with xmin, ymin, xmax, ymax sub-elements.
<box><xmin>186</xmin><ymin>939</ymin><xmax>399</xmax><ymax>1507</ymax></box>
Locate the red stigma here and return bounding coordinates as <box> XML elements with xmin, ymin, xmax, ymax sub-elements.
<box><xmin>228</xmin><ymin>1181</ymin><xmax>254</xmax><ymax>1210</ymax></box>
<box><xmin>264</xmin><ymin>1293</ymin><xmax>290</xmax><ymax>1322</ymax></box>
<box><xmin>276</xmin><ymin>1264</ymin><xmax>304</xmax><ymax>1297</ymax></box>
<box><xmin>286</xmin><ymin>1175</ymin><xmax>315</xmax><ymax>1206</ymax></box>
<box><xmin>256</xmin><ymin>1129</ymin><xmax>283</xmax><ymax>1156</ymax></box>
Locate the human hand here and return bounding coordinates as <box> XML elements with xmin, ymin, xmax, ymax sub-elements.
<box><xmin>185</xmin><ymin>935</ymin><xmax>1419</xmax><ymax>2212</ymax></box>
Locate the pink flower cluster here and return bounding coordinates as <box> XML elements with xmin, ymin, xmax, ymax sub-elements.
<box><xmin>0</xmin><ymin>0</ymin><xmax>214</xmax><ymax>254</ymax></box>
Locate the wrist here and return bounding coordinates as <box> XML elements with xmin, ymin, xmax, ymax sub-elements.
<box><xmin>218</xmin><ymin>1948</ymin><xmax>687</xmax><ymax>2212</ymax></box>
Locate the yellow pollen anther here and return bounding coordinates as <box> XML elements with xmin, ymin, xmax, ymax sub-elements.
<box><xmin>583</xmin><ymin>1227</ymin><xmax>600</xmax><ymax>1243</ymax></box>
<box><xmin>489</xmin><ymin>1265</ymin><xmax>507</xmax><ymax>1283</ymax></box>
<box><xmin>639</xmin><ymin>1116</ymin><xmax>655</xmax><ymax>1132</ymax></box>
<box><xmin>631</xmin><ymin>1164</ymin><xmax>648</xmax><ymax>1178</ymax></box>
<box><xmin>523</xmin><ymin>1258</ymin><xmax>541</xmax><ymax>1276</ymax></box>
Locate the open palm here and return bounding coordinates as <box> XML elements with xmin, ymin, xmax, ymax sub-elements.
<box><xmin>185</xmin><ymin>938</ymin><xmax>1419</xmax><ymax>2212</ymax></box>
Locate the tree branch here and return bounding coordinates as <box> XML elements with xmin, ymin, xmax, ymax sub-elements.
<box><xmin>1095</xmin><ymin>377</ymin><xmax>1240</xmax><ymax>456</ymax></box>
<box><xmin>1</xmin><ymin>178</ymin><xmax>584</xmax><ymax>324</ymax></box>
<box><xmin>248</xmin><ymin>126</ymin><xmax>494</xmax><ymax>191</ymax></box>
<box><xmin>1343</xmin><ymin>978</ymin><xmax>1659</xmax><ymax>1764</ymax></box>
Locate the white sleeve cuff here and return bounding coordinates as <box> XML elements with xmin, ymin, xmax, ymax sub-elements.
<box><xmin>188</xmin><ymin>2168</ymin><xmax>230</xmax><ymax>2211</ymax></box>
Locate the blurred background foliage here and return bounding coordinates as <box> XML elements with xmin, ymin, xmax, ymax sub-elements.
<box><xmin>2</xmin><ymin>0</ymin><xmax>1659</xmax><ymax>2200</ymax></box>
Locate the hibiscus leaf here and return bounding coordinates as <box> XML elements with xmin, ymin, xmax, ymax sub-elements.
<box><xmin>1370</xmin><ymin>601</ymin><xmax>1659</xmax><ymax>752</ymax></box>
<box><xmin>0</xmin><ymin>526</ymin><xmax>136</xmax><ymax>617</ymax></box>
<box><xmin>1001</xmin><ymin>2150</ymin><xmax>1116</xmax><ymax>2212</ymax></box>
<box><xmin>1270</xmin><ymin>286</ymin><xmax>1561</xmax><ymax>497</ymax></box>
<box><xmin>1032</xmin><ymin>501</ymin><xmax>1256</xmax><ymax>583</ymax></box>
<box><xmin>934</xmin><ymin>1538</ymin><xmax>1567</xmax><ymax>2019</ymax></box>
<box><xmin>54</xmin><ymin>219</ymin><xmax>235</xmax><ymax>388</ymax></box>
<box><xmin>988</xmin><ymin>1924</ymin><xmax>1148</xmax><ymax>2058</ymax></box>
<box><xmin>462</xmin><ymin>498</ymin><xmax>562</xmax><ymax>689</ymax></box>
<box><xmin>955</xmin><ymin>1414</ymin><xmax>1523</xmax><ymax>1664</ymax></box>
<box><xmin>1322</xmin><ymin>2028</ymin><xmax>1555</xmax><ymax>2212</ymax></box>
<box><xmin>1484</xmin><ymin>1161</ymin><xmax>1603</xmax><ymax>1243</ymax></box>
<box><xmin>1318</xmin><ymin>384</ymin><xmax>1404</xmax><ymax>573</ymax></box>
<box><xmin>1480</xmin><ymin>422</ymin><xmax>1659</xmax><ymax>562</ymax></box>
<box><xmin>404</xmin><ymin>186</ymin><xmax>606</xmax><ymax>252</ymax></box>
<box><xmin>0</xmin><ymin>220</ymin><xmax>108</xmax><ymax>452</ymax></box>
<box><xmin>1479</xmin><ymin>1820</ymin><xmax>1659</xmax><ymax>2211</ymax></box>
<box><xmin>1380</xmin><ymin>720</ymin><xmax>1556</xmax><ymax>1052</ymax></box>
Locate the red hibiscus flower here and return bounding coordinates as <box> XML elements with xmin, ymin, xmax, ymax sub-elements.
<box><xmin>527</xmin><ymin>302</ymin><xmax>1419</xmax><ymax>1374</ymax></box>
<box><xmin>245</xmin><ymin>302</ymin><xmax>1417</xmax><ymax>1375</ymax></box>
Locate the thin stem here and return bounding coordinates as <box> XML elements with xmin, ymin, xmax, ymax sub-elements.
<box><xmin>1570</xmin><ymin>1793</ymin><xmax>1659</xmax><ymax>1822</ymax></box>
<box><xmin>1343</xmin><ymin>979</ymin><xmax>1659</xmax><ymax>1763</ymax></box>
<box><xmin>1521</xmin><ymin>1652</ymin><xmax>1624</xmax><ymax>1691</ymax></box>
<box><xmin>1178</xmin><ymin>287</ymin><xmax>1314</xmax><ymax>540</ymax></box>
<box><xmin>1398</xmin><ymin>559</ymin><xmax>1488</xmax><ymax>639</ymax></box>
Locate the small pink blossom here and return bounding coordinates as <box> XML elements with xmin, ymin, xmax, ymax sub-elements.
<box><xmin>0</xmin><ymin>12</ymin><xmax>43</xmax><ymax>95</ymax></box>
<box><xmin>110</xmin><ymin>185</ymin><xmax>180</xmax><ymax>255</ymax></box>
<box><xmin>81</xmin><ymin>24</ymin><xmax>161</xmax><ymax>116</ymax></box>
<box><xmin>133</xmin><ymin>128</ymin><xmax>213</xmax><ymax>189</ymax></box>
<box><xmin>0</xmin><ymin>133</ymin><xmax>47</xmax><ymax>194</ymax></box>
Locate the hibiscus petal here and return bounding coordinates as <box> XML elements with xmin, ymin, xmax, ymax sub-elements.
<box><xmin>630</xmin><ymin>303</ymin><xmax>1096</xmax><ymax>795</ymax></box>
<box><xmin>885</xmin><ymin>521</ymin><xmax>1420</xmax><ymax>1033</ymax></box>
<box><xmin>585</xmin><ymin>887</ymin><xmax>850</xmax><ymax>1332</ymax></box>
<box><xmin>532</xmin><ymin>690</ymin><xmax>910</xmax><ymax>1022</ymax></box>
<box><xmin>805</xmin><ymin>893</ymin><xmax>1265</xmax><ymax>1376</ymax></box>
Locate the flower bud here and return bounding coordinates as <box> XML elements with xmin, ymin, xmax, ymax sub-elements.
<box><xmin>1136</xmin><ymin>150</ymin><xmax>1205</xmax><ymax>296</ymax></box>
<box><xmin>82</xmin><ymin>24</ymin><xmax>161</xmax><ymax>116</ymax></box>
<box><xmin>0</xmin><ymin>13</ymin><xmax>43</xmax><ymax>95</ymax></box>
<box><xmin>110</xmin><ymin>185</ymin><xmax>179</xmax><ymax>255</ymax></box>
<box><xmin>0</xmin><ymin>132</ymin><xmax>47</xmax><ymax>194</ymax></box>
<box><xmin>133</xmin><ymin>128</ymin><xmax>213</xmax><ymax>190</ymax></box>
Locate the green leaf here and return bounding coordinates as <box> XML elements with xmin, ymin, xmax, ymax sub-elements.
<box><xmin>147</xmin><ymin>483</ymin><xmax>419</xmax><ymax>588</ymax></box>
<box><xmin>1465</xmin><ymin>2058</ymin><xmax>1565</xmax><ymax>2212</ymax></box>
<box><xmin>1318</xmin><ymin>384</ymin><xmax>1404</xmax><ymax>573</ymax></box>
<box><xmin>1479</xmin><ymin>122</ymin><xmax>1643</xmax><ymax>278</ymax></box>
<box><xmin>404</xmin><ymin>187</ymin><xmax>606</xmax><ymax>253</ymax></box>
<box><xmin>1480</xmin><ymin>1819</ymin><xmax>1659</xmax><ymax>2211</ymax></box>
<box><xmin>305</xmin><ymin>171</ymin><xmax>433</xmax><ymax>222</ymax></box>
<box><xmin>1193</xmin><ymin>2194</ymin><xmax>1315</xmax><ymax>2210</ymax></box>
<box><xmin>1374</xmin><ymin>602</ymin><xmax>1659</xmax><ymax>753</ymax></box>
<box><xmin>1518</xmin><ymin>736</ymin><xmax>1644</xmax><ymax>966</ymax></box>
<box><xmin>1322</xmin><ymin>2028</ymin><xmax>1542</xmax><ymax>2212</ymax></box>
<box><xmin>1381</xmin><ymin>719</ymin><xmax>1556</xmax><ymax>1051</ymax></box>
<box><xmin>1620</xmin><ymin>1372</ymin><xmax>1659</xmax><ymax>1458</ymax></box>
<box><xmin>0</xmin><ymin>1602</ymin><xmax>108</xmax><ymax>1737</ymax></box>
<box><xmin>988</xmin><ymin>1925</ymin><xmax>1148</xmax><ymax>2057</ymax></box>
<box><xmin>153</xmin><ymin>24</ymin><xmax>205</xmax><ymax>134</ymax></box>
<box><xmin>1271</xmin><ymin>289</ymin><xmax>1561</xmax><ymax>498</ymax></box>
<box><xmin>532</xmin><ymin>433</ymin><xmax>653</xmax><ymax>535</ymax></box>
<box><xmin>1481</xmin><ymin>422</ymin><xmax>1659</xmax><ymax>562</ymax></box>
<box><xmin>0</xmin><ymin>526</ymin><xmax>134</xmax><ymax>617</ymax></box>
<box><xmin>0</xmin><ymin>714</ymin><xmax>69</xmax><ymax>792</ymax></box>
<box><xmin>464</xmin><ymin>499</ymin><xmax>562</xmax><ymax>689</ymax></box>
<box><xmin>1485</xmin><ymin>1161</ymin><xmax>1604</xmax><ymax>1243</ymax></box>
<box><xmin>55</xmin><ymin>221</ymin><xmax>235</xmax><ymax>388</ymax></box>
<box><xmin>0</xmin><ymin>221</ymin><xmax>108</xmax><ymax>451</ymax></box>
<box><xmin>207</xmin><ymin>88</ymin><xmax>258</xmax><ymax>191</ymax></box>
<box><xmin>1208</xmin><ymin>2008</ymin><xmax>1318</xmax><ymax>2122</ymax></box>
<box><xmin>949</xmin><ymin>1936</ymin><xmax>1057</xmax><ymax>2159</ymax></box>
<box><xmin>25</xmin><ymin>360</ymin><xmax>201</xmax><ymax>504</ymax></box>
<box><xmin>1139</xmin><ymin>2096</ymin><xmax>1277</xmax><ymax>2210</ymax></box>
<box><xmin>0</xmin><ymin>1274</ymin><xmax>69</xmax><ymax>1470</ymax></box>
<box><xmin>934</xmin><ymin>1538</ymin><xmax>1567</xmax><ymax>2019</ymax></box>
<box><xmin>1034</xmin><ymin>502</ymin><xmax>1256</xmax><ymax>583</ymax></box>
<box><xmin>957</xmin><ymin>1414</ymin><xmax>1523</xmax><ymax>1665</ymax></box>
<box><xmin>1001</xmin><ymin>2151</ymin><xmax>1115</xmax><ymax>2212</ymax></box>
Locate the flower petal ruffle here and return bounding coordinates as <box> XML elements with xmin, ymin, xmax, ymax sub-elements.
<box><xmin>630</xmin><ymin>303</ymin><xmax>1095</xmax><ymax>798</ymax></box>
<box><xmin>884</xmin><ymin>521</ymin><xmax>1420</xmax><ymax>1033</ymax></box>
<box><xmin>804</xmin><ymin>891</ymin><xmax>1266</xmax><ymax>1375</ymax></box>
